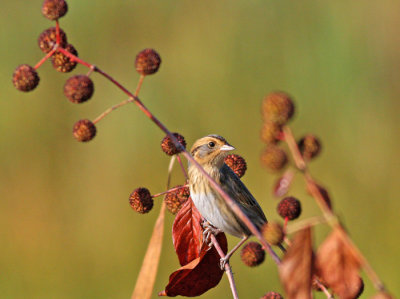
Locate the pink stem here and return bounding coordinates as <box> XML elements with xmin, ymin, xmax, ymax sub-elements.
<box><xmin>34</xmin><ymin>48</ymin><xmax>56</xmax><ymax>69</ymax></box>
<box><xmin>210</xmin><ymin>234</ymin><xmax>239</xmax><ymax>299</ymax></box>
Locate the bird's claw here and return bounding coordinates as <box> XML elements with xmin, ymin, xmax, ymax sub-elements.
<box><xmin>201</xmin><ymin>220</ymin><xmax>222</xmax><ymax>248</ymax></box>
<box><xmin>219</xmin><ymin>257</ymin><xmax>229</xmax><ymax>270</ymax></box>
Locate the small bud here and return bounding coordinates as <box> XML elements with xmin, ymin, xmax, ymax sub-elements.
<box><xmin>262</xmin><ymin>221</ymin><xmax>284</xmax><ymax>245</ymax></box>
<box><xmin>260</xmin><ymin>146</ymin><xmax>288</xmax><ymax>171</ymax></box>
<box><xmin>164</xmin><ymin>185</ymin><xmax>190</xmax><ymax>214</ymax></box>
<box><xmin>135</xmin><ymin>48</ymin><xmax>161</xmax><ymax>75</ymax></box>
<box><xmin>240</xmin><ymin>242</ymin><xmax>265</xmax><ymax>267</ymax></box>
<box><xmin>38</xmin><ymin>27</ymin><xmax>67</xmax><ymax>53</ymax></box>
<box><xmin>42</xmin><ymin>0</ymin><xmax>68</xmax><ymax>20</ymax></box>
<box><xmin>260</xmin><ymin>121</ymin><xmax>283</xmax><ymax>144</ymax></box>
<box><xmin>51</xmin><ymin>44</ymin><xmax>78</xmax><ymax>73</ymax></box>
<box><xmin>260</xmin><ymin>292</ymin><xmax>284</xmax><ymax>299</ymax></box>
<box><xmin>298</xmin><ymin>134</ymin><xmax>321</xmax><ymax>160</ymax></box>
<box><xmin>64</xmin><ymin>75</ymin><xmax>94</xmax><ymax>103</ymax></box>
<box><xmin>161</xmin><ymin>133</ymin><xmax>186</xmax><ymax>156</ymax></box>
<box><xmin>224</xmin><ymin>154</ymin><xmax>247</xmax><ymax>178</ymax></box>
<box><xmin>262</xmin><ymin>91</ymin><xmax>294</xmax><ymax>125</ymax></box>
<box><xmin>277</xmin><ymin>196</ymin><xmax>301</xmax><ymax>220</ymax></box>
<box><xmin>129</xmin><ymin>187</ymin><xmax>154</xmax><ymax>214</ymax></box>
<box><xmin>73</xmin><ymin>119</ymin><xmax>96</xmax><ymax>142</ymax></box>
<box><xmin>12</xmin><ymin>64</ymin><xmax>40</xmax><ymax>92</ymax></box>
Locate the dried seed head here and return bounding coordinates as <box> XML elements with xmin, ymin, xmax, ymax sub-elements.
<box><xmin>12</xmin><ymin>64</ymin><xmax>40</xmax><ymax>92</ymax></box>
<box><xmin>260</xmin><ymin>292</ymin><xmax>284</xmax><ymax>299</ymax></box>
<box><xmin>260</xmin><ymin>146</ymin><xmax>288</xmax><ymax>171</ymax></box>
<box><xmin>64</xmin><ymin>75</ymin><xmax>94</xmax><ymax>103</ymax></box>
<box><xmin>42</xmin><ymin>0</ymin><xmax>68</xmax><ymax>20</ymax></box>
<box><xmin>224</xmin><ymin>154</ymin><xmax>247</xmax><ymax>178</ymax></box>
<box><xmin>262</xmin><ymin>91</ymin><xmax>294</xmax><ymax>125</ymax></box>
<box><xmin>307</xmin><ymin>184</ymin><xmax>332</xmax><ymax>210</ymax></box>
<box><xmin>277</xmin><ymin>196</ymin><xmax>302</xmax><ymax>220</ymax></box>
<box><xmin>262</xmin><ymin>221</ymin><xmax>284</xmax><ymax>245</ymax></box>
<box><xmin>161</xmin><ymin>133</ymin><xmax>186</xmax><ymax>155</ymax></box>
<box><xmin>298</xmin><ymin>134</ymin><xmax>321</xmax><ymax>160</ymax></box>
<box><xmin>135</xmin><ymin>48</ymin><xmax>161</xmax><ymax>75</ymax></box>
<box><xmin>164</xmin><ymin>185</ymin><xmax>190</xmax><ymax>214</ymax></box>
<box><xmin>129</xmin><ymin>187</ymin><xmax>154</xmax><ymax>214</ymax></box>
<box><xmin>51</xmin><ymin>44</ymin><xmax>78</xmax><ymax>73</ymax></box>
<box><xmin>38</xmin><ymin>27</ymin><xmax>67</xmax><ymax>53</ymax></box>
<box><xmin>260</xmin><ymin>121</ymin><xmax>283</xmax><ymax>144</ymax></box>
<box><xmin>72</xmin><ymin>119</ymin><xmax>96</xmax><ymax>142</ymax></box>
<box><xmin>240</xmin><ymin>242</ymin><xmax>265</xmax><ymax>267</ymax></box>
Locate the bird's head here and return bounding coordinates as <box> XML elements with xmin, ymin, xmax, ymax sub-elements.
<box><xmin>190</xmin><ymin>135</ymin><xmax>235</xmax><ymax>167</ymax></box>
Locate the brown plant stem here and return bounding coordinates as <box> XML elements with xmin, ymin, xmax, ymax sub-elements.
<box><xmin>210</xmin><ymin>234</ymin><xmax>239</xmax><ymax>299</ymax></box>
<box><xmin>282</xmin><ymin>125</ymin><xmax>385</xmax><ymax>292</ymax></box>
<box><xmin>56</xmin><ymin>46</ymin><xmax>282</xmax><ymax>266</ymax></box>
<box><xmin>151</xmin><ymin>184</ymin><xmax>189</xmax><ymax>199</ymax></box>
<box><xmin>34</xmin><ymin>48</ymin><xmax>56</xmax><ymax>69</ymax></box>
<box><xmin>176</xmin><ymin>155</ymin><xmax>189</xmax><ymax>181</ymax></box>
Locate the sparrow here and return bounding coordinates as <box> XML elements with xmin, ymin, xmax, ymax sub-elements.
<box><xmin>188</xmin><ymin>135</ymin><xmax>267</xmax><ymax>264</ymax></box>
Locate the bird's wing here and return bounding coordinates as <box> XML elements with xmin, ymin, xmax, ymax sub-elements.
<box><xmin>219</xmin><ymin>164</ymin><xmax>267</xmax><ymax>229</ymax></box>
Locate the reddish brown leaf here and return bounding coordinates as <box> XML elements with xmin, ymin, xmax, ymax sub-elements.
<box><xmin>274</xmin><ymin>169</ymin><xmax>295</xmax><ymax>197</ymax></box>
<box><xmin>279</xmin><ymin>226</ymin><xmax>314</xmax><ymax>299</ymax></box>
<box><xmin>160</xmin><ymin>233</ymin><xmax>228</xmax><ymax>297</ymax></box>
<box><xmin>315</xmin><ymin>227</ymin><xmax>362</xmax><ymax>299</ymax></box>
<box><xmin>172</xmin><ymin>197</ymin><xmax>203</xmax><ymax>266</ymax></box>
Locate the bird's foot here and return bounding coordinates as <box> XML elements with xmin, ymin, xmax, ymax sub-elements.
<box><xmin>219</xmin><ymin>257</ymin><xmax>229</xmax><ymax>270</ymax></box>
<box><xmin>201</xmin><ymin>220</ymin><xmax>222</xmax><ymax>248</ymax></box>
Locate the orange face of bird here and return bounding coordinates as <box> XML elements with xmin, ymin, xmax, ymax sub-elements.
<box><xmin>190</xmin><ymin>135</ymin><xmax>235</xmax><ymax>167</ymax></box>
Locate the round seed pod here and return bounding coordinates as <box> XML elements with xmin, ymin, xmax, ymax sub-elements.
<box><xmin>38</xmin><ymin>27</ymin><xmax>67</xmax><ymax>53</ymax></box>
<box><xmin>135</xmin><ymin>48</ymin><xmax>161</xmax><ymax>75</ymax></box>
<box><xmin>262</xmin><ymin>91</ymin><xmax>294</xmax><ymax>125</ymax></box>
<box><xmin>164</xmin><ymin>185</ymin><xmax>190</xmax><ymax>214</ymax></box>
<box><xmin>224</xmin><ymin>154</ymin><xmax>247</xmax><ymax>178</ymax></box>
<box><xmin>12</xmin><ymin>64</ymin><xmax>40</xmax><ymax>92</ymax></box>
<box><xmin>129</xmin><ymin>187</ymin><xmax>153</xmax><ymax>214</ymax></box>
<box><xmin>260</xmin><ymin>146</ymin><xmax>288</xmax><ymax>171</ymax></box>
<box><xmin>260</xmin><ymin>121</ymin><xmax>283</xmax><ymax>144</ymax></box>
<box><xmin>161</xmin><ymin>133</ymin><xmax>186</xmax><ymax>156</ymax></box>
<box><xmin>262</xmin><ymin>221</ymin><xmax>284</xmax><ymax>245</ymax></box>
<box><xmin>240</xmin><ymin>242</ymin><xmax>265</xmax><ymax>267</ymax></box>
<box><xmin>64</xmin><ymin>75</ymin><xmax>94</xmax><ymax>103</ymax></box>
<box><xmin>51</xmin><ymin>44</ymin><xmax>78</xmax><ymax>73</ymax></box>
<box><xmin>298</xmin><ymin>134</ymin><xmax>321</xmax><ymax>160</ymax></box>
<box><xmin>277</xmin><ymin>196</ymin><xmax>302</xmax><ymax>220</ymax></box>
<box><xmin>72</xmin><ymin>119</ymin><xmax>96</xmax><ymax>142</ymax></box>
<box><xmin>260</xmin><ymin>292</ymin><xmax>284</xmax><ymax>299</ymax></box>
<box><xmin>42</xmin><ymin>0</ymin><xmax>68</xmax><ymax>20</ymax></box>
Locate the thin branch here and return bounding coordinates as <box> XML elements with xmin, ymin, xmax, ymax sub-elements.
<box><xmin>55</xmin><ymin>47</ymin><xmax>282</xmax><ymax>265</ymax></box>
<box><xmin>176</xmin><ymin>155</ymin><xmax>189</xmax><ymax>181</ymax></box>
<box><xmin>151</xmin><ymin>184</ymin><xmax>188</xmax><ymax>199</ymax></box>
<box><xmin>282</xmin><ymin>125</ymin><xmax>386</xmax><ymax>292</ymax></box>
<box><xmin>34</xmin><ymin>48</ymin><xmax>56</xmax><ymax>69</ymax></box>
<box><xmin>210</xmin><ymin>234</ymin><xmax>239</xmax><ymax>299</ymax></box>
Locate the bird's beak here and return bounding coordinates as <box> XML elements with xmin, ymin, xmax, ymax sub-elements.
<box><xmin>220</xmin><ymin>144</ymin><xmax>235</xmax><ymax>152</ymax></box>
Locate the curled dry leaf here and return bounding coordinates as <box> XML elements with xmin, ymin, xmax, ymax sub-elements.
<box><xmin>315</xmin><ymin>227</ymin><xmax>362</xmax><ymax>299</ymax></box>
<box><xmin>160</xmin><ymin>232</ymin><xmax>227</xmax><ymax>297</ymax></box>
<box><xmin>172</xmin><ymin>197</ymin><xmax>203</xmax><ymax>266</ymax></box>
<box><xmin>279</xmin><ymin>226</ymin><xmax>314</xmax><ymax>299</ymax></box>
<box><xmin>273</xmin><ymin>169</ymin><xmax>295</xmax><ymax>197</ymax></box>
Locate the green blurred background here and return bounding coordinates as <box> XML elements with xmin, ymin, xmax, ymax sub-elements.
<box><xmin>1</xmin><ymin>0</ymin><xmax>399</xmax><ymax>298</ymax></box>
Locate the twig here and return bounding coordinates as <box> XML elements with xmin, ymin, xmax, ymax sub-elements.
<box><xmin>151</xmin><ymin>184</ymin><xmax>188</xmax><ymax>199</ymax></box>
<box><xmin>176</xmin><ymin>155</ymin><xmax>189</xmax><ymax>181</ymax></box>
<box><xmin>55</xmin><ymin>47</ymin><xmax>282</xmax><ymax>266</ymax></box>
<box><xmin>282</xmin><ymin>125</ymin><xmax>386</xmax><ymax>292</ymax></box>
<box><xmin>210</xmin><ymin>234</ymin><xmax>239</xmax><ymax>299</ymax></box>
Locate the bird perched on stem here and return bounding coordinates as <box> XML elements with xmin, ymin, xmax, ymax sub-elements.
<box><xmin>188</xmin><ymin>135</ymin><xmax>267</xmax><ymax>265</ymax></box>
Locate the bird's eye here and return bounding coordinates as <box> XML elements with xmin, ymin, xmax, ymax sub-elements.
<box><xmin>208</xmin><ymin>141</ymin><xmax>215</xmax><ymax>148</ymax></box>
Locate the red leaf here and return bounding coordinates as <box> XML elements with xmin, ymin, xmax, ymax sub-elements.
<box><xmin>160</xmin><ymin>233</ymin><xmax>228</xmax><ymax>297</ymax></box>
<box><xmin>172</xmin><ymin>197</ymin><xmax>203</xmax><ymax>266</ymax></box>
<box><xmin>279</xmin><ymin>226</ymin><xmax>314</xmax><ymax>299</ymax></box>
<box><xmin>273</xmin><ymin>169</ymin><xmax>295</xmax><ymax>197</ymax></box>
<box><xmin>315</xmin><ymin>227</ymin><xmax>362</xmax><ymax>299</ymax></box>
